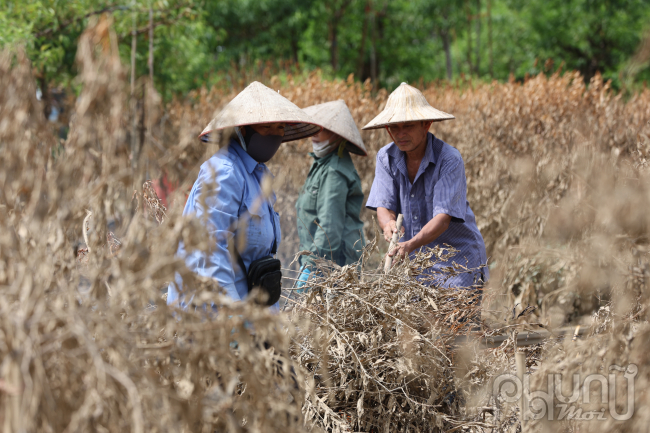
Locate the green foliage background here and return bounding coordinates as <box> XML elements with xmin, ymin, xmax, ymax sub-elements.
<box><xmin>2</xmin><ymin>0</ymin><xmax>650</xmax><ymax>100</ymax></box>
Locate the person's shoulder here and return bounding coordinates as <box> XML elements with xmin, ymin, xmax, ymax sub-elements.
<box><xmin>435</xmin><ymin>137</ymin><xmax>463</xmax><ymax>165</ymax></box>
<box><xmin>198</xmin><ymin>147</ymin><xmax>242</xmax><ymax>180</ymax></box>
<box><xmin>201</xmin><ymin>152</ymin><xmax>233</xmax><ymax>170</ymax></box>
<box><xmin>329</xmin><ymin>151</ymin><xmax>360</xmax><ymax>179</ymax></box>
<box><xmin>376</xmin><ymin>142</ymin><xmax>399</xmax><ymax>165</ymax></box>
<box><xmin>377</xmin><ymin>142</ymin><xmax>398</xmax><ymax>157</ymax></box>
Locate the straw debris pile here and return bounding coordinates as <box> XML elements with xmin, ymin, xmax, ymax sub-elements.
<box><xmin>289</xmin><ymin>241</ymin><xmax>492</xmax><ymax>432</ymax></box>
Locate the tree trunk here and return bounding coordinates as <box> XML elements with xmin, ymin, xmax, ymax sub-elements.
<box><xmin>130</xmin><ymin>2</ymin><xmax>138</xmax><ymax>175</ymax></box>
<box><xmin>356</xmin><ymin>1</ymin><xmax>370</xmax><ymax>79</ymax></box>
<box><xmin>290</xmin><ymin>32</ymin><xmax>299</xmax><ymax>64</ymax></box>
<box><xmin>131</xmin><ymin>19</ymin><xmax>136</xmax><ymax>95</ymax></box>
<box><xmin>371</xmin><ymin>1</ymin><xmax>388</xmax><ymax>87</ymax></box>
<box><xmin>148</xmin><ymin>4</ymin><xmax>154</xmax><ymax>83</ymax></box>
<box><xmin>370</xmin><ymin>8</ymin><xmax>377</xmax><ymax>86</ymax></box>
<box><xmin>475</xmin><ymin>0</ymin><xmax>481</xmax><ymax>75</ymax></box>
<box><xmin>465</xmin><ymin>1</ymin><xmax>473</xmax><ymax>74</ymax></box>
<box><xmin>488</xmin><ymin>0</ymin><xmax>493</xmax><ymax>77</ymax></box>
<box><xmin>146</xmin><ymin>3</ymin><xmax>154</xmax><ymax>180</ymax></box>
<box><xmin>441</xmin><ymin>30</ymin><xmax>453</xmax><ymax>81</ymax></box>
<box><xmin>327</xmin><ymin>0</ymin><xmax>352</xmax><ymax>73</ymax></box>
<box><xmin>329</xmin><ymin>20</ymin><xmax>339</xmax><ymax>71</ymax></box>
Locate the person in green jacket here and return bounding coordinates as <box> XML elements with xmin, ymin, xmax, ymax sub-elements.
<box><xmin>295</xmin><ymin>100</ymin><xmax>368</xmax><ymax>291</ymax></box>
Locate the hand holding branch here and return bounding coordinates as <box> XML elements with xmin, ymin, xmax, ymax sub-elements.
<box><xmin>382</xmin><ymin>218</ymin><xmax>404</xmax><ymax>242</ymax></box>
<box><xmin>388</xmin><ymin>240</ymin><xmax>415</xmax><ymax>260</ymax></box>
<box><xmin>383</xmin><ymin>213</ymin><xmax>404</xmax><ymax>273</ymax></box>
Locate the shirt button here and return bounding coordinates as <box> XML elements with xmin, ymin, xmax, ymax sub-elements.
<box><xmin>414</xmin><ymin>216</ymin><xmax>418</xmax><ymax>220</ymax></box>
<box><xmin>411</xmin><ymin>194</ymin><xmax>414</xmax><ymax>198</ymax></box>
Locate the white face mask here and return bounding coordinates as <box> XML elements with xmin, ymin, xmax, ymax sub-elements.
<box><xmin>312</xmin><ymin>136</ymin><xmax>341</xmax><ymax>158</ymax></box>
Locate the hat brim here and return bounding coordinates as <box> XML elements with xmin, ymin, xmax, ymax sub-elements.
<box><xmin>362</xmin><ymin>82</ymin><xmax>455</xmax><ymax>130</ymax></box>
<box><xmin>199</xmin><ymin>121</ymin><xmax>321</xmax><ymax>143</ymax></box>
<box><xmin>343</xmin><ymin>140</ymin><xmax>367</xmax><ymax>156</ymax></box>
<box><xmin>362</xmin><ymin>112</ymin><xmax>455</xmax><ymax>130</ymax></box>
<box><xmin>302</xmin><ymin>100</ymin><xmax>368</xmax><ymax>156</ymax></box>
<box><xmin>199</xmin><ymin>81</ymin><xmax>322</xmax><ymax>143</ymax></box>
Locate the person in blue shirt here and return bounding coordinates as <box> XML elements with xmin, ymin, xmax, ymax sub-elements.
<box><xmin>363</xmin><ymin>82</ymin><xmax>488</xmax><ymax>289</ymax></box>
<box><xmin>167</xmin><ymin>82</ymin><xmax>321</xmax><ymax>311</ymax></box>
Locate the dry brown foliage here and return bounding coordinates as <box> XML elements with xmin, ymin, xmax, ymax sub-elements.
<box><xmin>290</xmin><ymin>243</ymin><xmax>487</xmax><ymax>433</ymax></box>
<box><xmin>2</xmin><ymin>15</ymin><xmax>650</xmax><ymax>433</ymax></box>
<box><xmin>0</xmin><ymin>18</ymin><xmax>306</xmax><ymax>433</ymax></box>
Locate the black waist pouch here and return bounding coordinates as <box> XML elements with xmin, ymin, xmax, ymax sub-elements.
<box><xmin>241</xmin><ymin>255</ymin><xmax>282</xmax><ymax>306</ymax></box>
<box><xmin>234</xmin><ymin>208</ymin><xmax>282</xmax><ymax>306</ymax></box>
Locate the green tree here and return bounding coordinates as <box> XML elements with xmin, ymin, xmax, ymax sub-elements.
<box><xmin>2</xmin><ymin>0</ymin><xmax>650</xmax><ymax>100</ymax></box>
<box><xmin>0</xmin><ymin>0</ymin><xmax>204</xmax><ymax>105</ymax></box>
<box><xmin>511</xmin><ymin>0</ymin><xmax>650</xmax><ymax>83</ymax></box>
<box><xmin>0</xmin><ymin>0</ymin><xmax>124</xmax><ymax>113</ymax></box>
<box><xmin>201</xmin><ymin>0</ymin><xmax>315</xmax><ymax>72</ymax></box>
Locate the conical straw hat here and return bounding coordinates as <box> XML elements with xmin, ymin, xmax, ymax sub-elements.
<box><xmin>199</xmin><ymin>81</ymin><xmax>321</xmax><ymax>142</ymax></box>
<box><xmin>362</xmin><ymin>82</ymin><xmax>454</xmax><ymax>130</ymax></box>
<box><xmin>302</xmin><ymin>100</ymin><xmax>367</xmax><ymax>156</ymax></box>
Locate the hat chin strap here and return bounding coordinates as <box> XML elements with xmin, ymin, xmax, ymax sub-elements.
<box><xmin>235</xmin><ymin>126</ymin><xmax>247</xmax><ymax>151</ymax></box>
<box><xmin>385</xmin><ymin>126</ymin><xmax>396</xmax><ymax>144</ymax></box>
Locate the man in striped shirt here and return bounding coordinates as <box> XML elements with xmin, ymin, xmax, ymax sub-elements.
<box><xmin>364</xmin><ymin>83</ymin><xmax>488</xmax><ymax>288</ymax></box>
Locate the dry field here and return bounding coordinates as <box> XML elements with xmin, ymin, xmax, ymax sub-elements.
<box><xmin>2</xmin><ymin>18</ymin><xmax>650</xmax><ymax>433</ymax></box>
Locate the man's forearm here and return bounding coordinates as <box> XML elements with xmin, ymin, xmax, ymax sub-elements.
<box><xmin>406</xmin><ymin>213</ymin><xmax>451</xmax><ymax>251</ymax></box>
<box><xmin>377</xmin><ymin>207</ymin><xmax>396</xmax><ymax>231</ymax></box>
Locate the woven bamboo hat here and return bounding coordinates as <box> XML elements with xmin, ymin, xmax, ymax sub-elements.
<box><xmin>302</xmin><ymin>100</ymin><xmax>367</xmax><ymax>156</ymax></box>
<box><xmin>362</xmin><ymin>82</ymin><xmax>454</xmax><ymax>130</ymax></box>
<box><xmin>199</xmin><ymin>81</ymin><xmax>322</xmax><ymax>142</ymax></box>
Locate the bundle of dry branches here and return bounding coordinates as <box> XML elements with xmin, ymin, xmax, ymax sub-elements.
<box><xmin>286</xmin><ymin>239</ymin><xmax>493</xmax><ymax>432</ymax></box>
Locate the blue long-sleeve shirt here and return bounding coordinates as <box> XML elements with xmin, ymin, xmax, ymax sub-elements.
<box><xmin>167</xmin><ymin>140</ymin><xmax>281</xmax><ymax>310</ymax></box>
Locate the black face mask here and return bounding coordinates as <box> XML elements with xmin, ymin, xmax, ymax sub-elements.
<box><xmin>241</xmin><ymin>125</ymin><xmax>282</xmax><ymax>163</ymax></box>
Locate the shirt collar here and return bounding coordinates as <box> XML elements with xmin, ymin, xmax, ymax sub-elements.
<box><xmin>424</xmin><ymin>133</ymin><xmax>437</xmax><ymax>165</ymax></box>
<box><xmin>309</xmin><ymin>150</ymin><xmax>337</xmax><ymax>164</ymax></box>
<box><xmin>229</xmin><ymin>139</ymin><xmax>264</xmax><ymax>174</ymax></box>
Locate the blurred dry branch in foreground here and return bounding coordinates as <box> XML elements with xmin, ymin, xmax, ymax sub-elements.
<box><xmin>0</xmin><ymin>17</ymin><xmax>306</xmax><ymax>433</ymax></box>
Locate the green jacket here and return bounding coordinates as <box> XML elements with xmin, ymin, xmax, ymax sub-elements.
<box><xmin>296</xmin><ymin>147</ymin><xmax>365</xmax><ymax>268</ymax></box>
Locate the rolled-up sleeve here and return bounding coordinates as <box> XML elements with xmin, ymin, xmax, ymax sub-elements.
<box><xmin>183</xmin><ymin>162</ymin><xmax>242</xmax><ymax>301</ymax></box>
<box><xmin>431</xmin><ymin>158</ymin><xmax>467</xmax><ymax>222</ymax></box>
<box><xmin>366</xmin><ymin>151</ymin><xmax>398</xmax><ymax>212</ymax></box>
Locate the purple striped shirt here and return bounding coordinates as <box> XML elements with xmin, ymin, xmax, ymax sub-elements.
<box><xmin>366</xmin><ymin>133</ymin><xmax>488</xmax><ymax>287</ymax></box>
